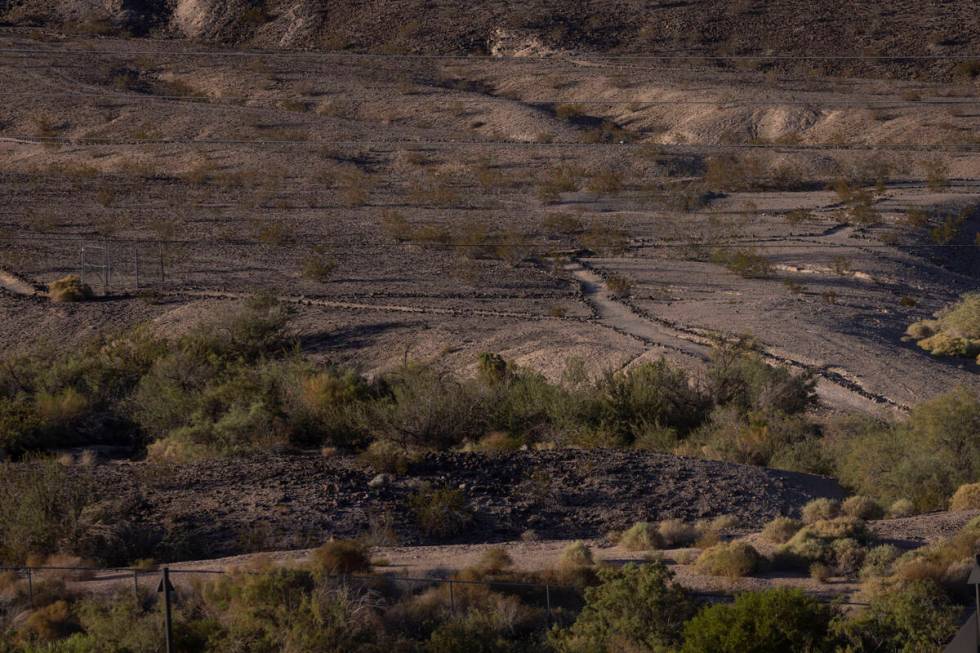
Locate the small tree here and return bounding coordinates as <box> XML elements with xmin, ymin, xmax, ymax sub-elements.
<box><xmin>681</xmin><ymin>588</ymin><xmax>836</xmax><ymax>653</ymax></box>
<box><xmin>551</xmin><ymin>561</ymin><xmax>694</xmax><ymax>653</ymax></box>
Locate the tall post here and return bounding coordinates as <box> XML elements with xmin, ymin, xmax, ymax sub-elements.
<box><xmin>545</xmin><ymin>584</ymin><xmax>552</xmax><ymax>625</ymax></box>
<box><xmin>135</xmin><ymin>246</ymin><xmax>140</xmax><ymax>290</ymax></box>
<box><xmin>26</xmin><ymin>568</ymin><xmax>33</xmax><ymax>608</ymax></box>
<box><xmin>103</xmin><ymin>237</ymin><xmax>110</xmax><ymax>296</ymax></box>
<box><xmin>161</xmin><ymin>567</ymin><xmax>174</xmax><ymax>653</ymax></box>
<box><xmin>79</xmin><ymin>246</ymin><xmax>85</xmax><ymax>285</ymax></box>
<box><xmin>448</xmin><ymin>580</ymin><xmax>455</xmax><ymax>615</ymax></box>
<box><xmin>133</xmin><ymin>569</ymin><xmax>139</xmax><ymax>598</ymax></box>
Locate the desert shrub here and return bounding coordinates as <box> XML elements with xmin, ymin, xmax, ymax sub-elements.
<box><xmin>300</xmin><ymin>246</ymin><xmax>336</xmax><ymax>283</ymax></box>
<box><xmin>17</xmin><ymin>600</ymin><xmax>77</xmax><ymax>643</ymax></box>
<box><xmin>923</xmin><ymin>158</ymin><xmax>950</xmax><ymax>191</ymax></box>
<box><xmin>681</xmin><ymin>588</ymin><xmax>835</xmax><ymax>653</ymax></box>
<box><xmin>408</xmin><ymin>485</ymin><xmax>471</xmax><ymax>539</ymax></box>
<box><xmin>888</xmin><ymin>499</ymin><xmax>916</xmax><ymax>518</ymax></box>
<box><xmin>310</xmin><ymin>539</ymin><xmax>371</xmax><ymax>578</ymax></box>
<box><xmin>831</xmin><ymin>580</ymin><xmax>958</xmax><ymax>653</ymax></box>
<box><xmin>906</xmin><ymin>293</ymin><xmax>980</xmax><ymax>360</ymax></box>
<box><xmin>693</xmin><ymin>542</ymin><xmax>760</xmax><ymax>578</ymax></box>
<box><xmin>474</xmin><ymin>547</ymin><xmax>514</xmax><ymax>575</ymax></box>
<box><xmin>427</xmin><ymin>610</ymin><xmax>538</xmax><ymax>653</ymax></box>
<box><xmin>949</xmin><ymin>482</ymin><xmax>980</xmax><ymax>511</ymax></box>
<box><xmin>841</xmin><ymin>495</ymin><xmax>884</xmax><ymax>520</ymax></box>
<box><xmin>48</xmin><ymin>275</ymin><xmax>93</xmax><ymax>302</ymax></box>
<box><xmin>0</xmin><ymin>460</ymin><xmax>95</xmax><ymax>564</ymax></box>
<box><xmin>860</xmin><ymin>544</ymin><xmax>901</xmax><ymax>580</ymax></box>
<box><xmin>706</xmin><ymin>344</ymin><xmax>816</xmax><ymax>416</ymax></box>
<box><xmin>605</xmin><ymin>273</ymin><xmax>632</xmax><ymax>298</ymax></box>
<box><xmin>829</xmin><ymin>387</ymin><xmax>980</xmax><ymax>511</ymax></box>
<box><xmin>536</xmin><ymin>166</ymin><xmax>579</xmax><ymax>202</ymax></box>
<box><xmin>778</xmin><ymin>518</ymin><xmax>869</xmax><ymax>570</ymax></box>
<box><xmin>367</xmin><ymin>365</ymin><xmax>484</xmax><ymax>449</ymax></box>
<box><xmin>657</xmin><ymin>519</ymin><xmax>698</xmax><ymax>548</ymax></box>
<box><xmin>831</xmin><ymin>538</ymin><xmax>867</xmax><ymax>576</ymax></box>
<box><xmin>558</xmin><ymin>541</ymin><xmax>594</xmax><ymax>569</ymax></box>
<box><xmin>801</xmin><ymin>498</ymin><xmax>840</xmax><ymax>524</ymax></box>
<box><xmin>619</xmin><ymin>522</ymin><xmax>662</xmax><ymax>551</ymax></box>
<box><xmin>551</xmin><ymin>561</ymin><xmax>694</xmax><ymax>653</ymax></box>
<box><xmin>762</xmin><ymin>517</ymin><xmax>802</xmax><ymax>544</ymax></box>
<box><xmin>283</xmin><ymin>366</ymin><xmax>374</xmax><ymax>448</ymax></box>
<box><xmin>694</xmin><ymin>407</ymin><xmax>820</xmax><ymax>468</ymax></box>
<box><xmin>711</xmin><ymin>247</ymin><xmax>772</xmax><ymax>278</ymax></box>
<box><xmin>585</xmin><ymin>170</ymin><xmax>624</xmax><ymax>195</ymax></box>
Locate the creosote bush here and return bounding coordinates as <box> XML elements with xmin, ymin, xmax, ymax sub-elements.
<box><xmin>762</xmin><ymin>517</ymin><xmax>802</xmax><ymax>544</ymax></box>
<box><xmin>310</xmin><ymin>539</ymin><xmax>371</xmax><ymax>577</ymax></box>
<box><xmin>949</xmin><ymin>482</ymin><xmax>980</xmax><ymax>511</ymax></box>
<box><xmin>841</xmin><ymin>495</ymin><xmax>883</xmax><ymax>520</ymax></box>
<box><xmin>619</xmin><ymin>522</ymin><xmax>661</xmax><ymax>551</ymax></box>
<box><xmin>693</xmin><ymin>542</ymin><xmax>760</xmax><ymax>579</ymax></box>
<box><xmin>407</xmin><ymin>485</ymin><xmax>471</xmax><ymax>539</ymax></box>
<box><xmin>801</xmin><ymin>498</ymin><xmax>840</xmax><ymax>524</ymax></box>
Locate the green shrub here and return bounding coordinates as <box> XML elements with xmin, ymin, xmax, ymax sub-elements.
<box><xmin>300</xmin><ymin>246</ymin><xmax>336</xmax><ymax>283</ymax></box>
<box><xmin>860</xmin><ymin>544</ymin><xmax>901</xmax><ymax>580</ymax></box>
<box><xmin>907</xmin><ymin>294</ymin><xmax>980</xmax><ymax>360</ymax></box>
<box><xmin>551</xmin><ymin>561</ymin><xmax>694</xmax><ymax>653</ymax></box>
<box><xmin>801</xmin><ymin>498</ymin><xmax>840</xmax><ymax>524</ymax></box>
<box><xmin>761</xmin><ymin>517</ymin><xmax>802</xmax><ymax>544</ymax></box>
<box><xmin>0</xmin><ymin>460</ymin><xmax>94</xmax><ymax>564</ymax></box>
<box><xmin>778</xmin><ymin>518</ymin><xmax>869</xmax><ymax>570</ymax></box>
<box><xmin>559</xmin><ymin>541</ymin><xmax>594</xmax><ymax>569</ymax></box>
<box><xmin>841</xmin><ymin>495</ymin><xmax>884</xmax><ymax>520</ymax></box>
<box><xmin>694</xmin><ymin>542</ymin><xmax>760</xmax><ymax>578</ymax></box>
<box><xmin>888</xmin><ymin>499</ymin><xmax>915</xmax><ymax>518</ymax></box>
<box><xmin>831</xmin><ymin>580</ymin><xmax>958</xmax><ymax>653</ymax></box>
<box><xmin>950</xmin><ymin>482</ymin><xmax>980</xmax><ymax>511</ymax></box>
<box><xmin>681</xmin><ymin>588</ymin><xmax>835</xmax><ymax>653</ymax></box>
<box><xmin>657</xmin><ymin>519</ymin><xmax>698</xmax><ymax>548</ymax></box>
<box><xmin>831</xmin><ymin>387</ymin><xmax>980</xmax><ymax>511</ymax></box>
<box><xmin>711</xmin><ymin>248</ymin><xmax>772</xmax><ymax>278</ymax></box>
<box><xmin>310</xmin><ymin>539</ymin><xmax>371</xmax><ymax>578</ymax></box>
<box><xmin>619</xmin><ymin>522</ymin><xmax>662</xmax><ymax>551</ymax></box>
<box><xmin>408</xmin><ymin>485</ymin><xmax>471</xmax><ymax>539</ymax></box>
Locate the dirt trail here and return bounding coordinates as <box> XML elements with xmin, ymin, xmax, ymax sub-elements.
<box><xmin>0</xmin><ymin>268</ymin><xmax>40</xmax><ymax>296</ymax></box>
<box><xmin>569</xmin><ymin>259</ymin><xmax>906</xmax><ymax>413</ymax></box>
<box><xmin>41</xmin><ymin>509</ymin><xmax>979</xmax><ymax>601</ymax></box>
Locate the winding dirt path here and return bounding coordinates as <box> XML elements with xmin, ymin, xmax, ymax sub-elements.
<box><xmin>568</xmin><ymin>259</ymin><xmax>906</xmax><ymax>413</ymax></box>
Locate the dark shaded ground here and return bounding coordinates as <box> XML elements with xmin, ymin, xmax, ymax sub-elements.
<box><xmin>72</xmin><ymin>449</ymin><xmax>845</xmax><ymax>562</ymax></box>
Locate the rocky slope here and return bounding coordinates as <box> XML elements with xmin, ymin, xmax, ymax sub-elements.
<box><xmin>66</xmin><ymin>449</ymin><xmax>845</xmax><ymax>562</ymax></box>
<box><xmin>2</xmin><ymin>1</ymin><xmax>979</xmax><ymax>78</ymax></box>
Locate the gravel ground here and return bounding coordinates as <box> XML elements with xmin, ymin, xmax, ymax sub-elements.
<box><xmin>68</xmin><ymin>450</ymin><xmax>845</xmax><ymax>562</ymax></box>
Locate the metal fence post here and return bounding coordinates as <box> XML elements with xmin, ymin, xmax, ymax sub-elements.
<box><xmin>160</xmin><ymin>568</ymin><xmax>174</xmax><ymax>653</ymax></box>
<box><xmin>133</xmin><ymin>570</ymin><xmax>139</xmax><ymax>598</ymax></box>
<box><xmin>26</xmin><ymin>568</ymin><xmax>33</xmax><ymax>608</ymax></box>
<box><xmin>448</xmin><ymin>580</ymin><xmax>455</xmax><ymax>615</ymax></box>
<box><xmin>545</xmin><ymin>584</ymin><xmax>552</xmax><ymax>625</ymax></box>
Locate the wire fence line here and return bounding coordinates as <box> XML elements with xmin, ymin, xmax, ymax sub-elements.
<box><xmin>5</xmin><ymin>135</ymin><xmax>980</xmax><ymax>152</ymax></box>
<box><xmin>1</xmin><ymin>46</ymin><xmax>979</xmax><ymax>61</ymax></box>
<box><xmin>0</xmin><ymin>563</ymin><xmax>871</xmax><ymax>610</ymax></box>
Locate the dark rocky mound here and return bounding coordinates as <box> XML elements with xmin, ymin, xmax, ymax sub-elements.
<box><xmin>76</xmin><ymin>449</ymin><xmax>844</xmax><ymax>562</ymax></box>
<box><xmin>2</xmin><ymin>0</ymin><xmax>978</xmax><ymax>79</ymax></box>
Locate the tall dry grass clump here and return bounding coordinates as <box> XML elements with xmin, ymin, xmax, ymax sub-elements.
<box><xmin>48</xmin><ymin>275</ymin><xmax>93</xmax><ymax>302</ymax></box>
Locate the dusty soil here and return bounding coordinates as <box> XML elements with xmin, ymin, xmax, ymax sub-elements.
<box><xmin>21</xmin><ymin>511</ymin><xmax>979</xmax><ymax>606</ymax></box>
<box><xmin>67</xmin><ymin>450</ymin><xmax>845</xmax><ymax>561</ymax></box>
<box><xmin>0</xmin><ymin>32</ymin><xmax>976</xmax><ymax>413</ymax></box>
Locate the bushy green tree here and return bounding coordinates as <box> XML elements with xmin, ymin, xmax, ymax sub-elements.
<box><xmin>550</xmin><ymin>561</ymin><xmax>694</xmax><ymax>653</ymax></box>
<box><xmin>681</xmin><ymin>588</ymin><xmax>835</xmax><ymax>652</ymax></box>
<box><xmin>830</xmin><ymin>581</ymin><xmax>958</xmax><ymax>653</ymax></box>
